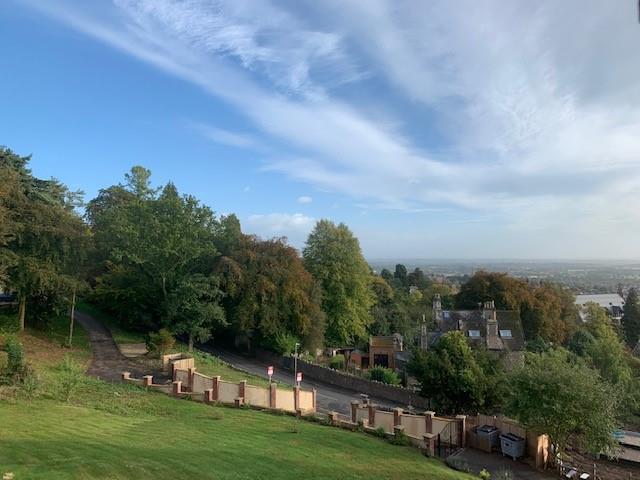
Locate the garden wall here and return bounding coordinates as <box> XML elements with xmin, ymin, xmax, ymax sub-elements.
<box><xmin>256</xmin><ymin>351</ymin><xmax>430</xmax><ymax>409</ymax></box>
<box><xmin>122</xmin><ymin>367</ymin><xmax>316</xmax><ymax>415</ymax></box>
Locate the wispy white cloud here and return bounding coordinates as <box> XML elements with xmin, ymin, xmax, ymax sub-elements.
<box><xmin>297</xmin><ymin>195</ymin><xmax>312</xmax><ymax>204</ymax></box>
<box><xmin>21</xmin><ymin>0</ymin><xmax>640</xmax><ymax>256</ymax></box>
<box><xmin>189</xmin><ymin>122</ymin><xmax>259</xmax><ymax>149</ymax></box>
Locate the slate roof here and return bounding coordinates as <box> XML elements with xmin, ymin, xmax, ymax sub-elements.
<box><xmin>436</xmin><ymin>309</ymin><xmax>525</xmax><ymax>351</ymax></box>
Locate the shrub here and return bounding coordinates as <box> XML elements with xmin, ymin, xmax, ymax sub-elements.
<box><xmin>56</xmin><ymin>355</ymin><xmax>85</xmax><ymax>402</ymax></box>
<box><xmin>374</xmin><ymin>426</ymin><xmax>387</xmax><ymax>438</ymax></box>
<box><xmin>19</xmin><ymin>371</ymin><xmax>41</xmax><ymax>400</ymax></box>
<box><xmin>479</xmin><ymin>468</ymin><xmax>491</xmax><ymax>480</ymax></box>
<box><xmin>389</xmin><ymin>428</ymin><xmax>411</xmax><ymax>446</ymax></box>
<box><xmin>262</xmin><ymin>332</ymin><xmax>300</xmax><ymax>356</ymax></box>
<box><xmin>145</xmin><ymin>328</ymin><xmax>175</xmax><ymax>358</ymax></box>
<box><xmin>446</xmin><ymin>456</ymin><xmax>471</xmax><ymax>473</ymax></box>
<box><xmin>365</xmin><ymin>366</ymin><xmax>401</xmax><ymax>385</ymax></box>
<box><xmin>329</xmin><ymin>354</ymin><xmax>345</xmax><ymax>370</ymax></box>
<box><xmin>4</xmin><ymin>336</ymin><xmax>25</xmax><ymax>375</ymax></box>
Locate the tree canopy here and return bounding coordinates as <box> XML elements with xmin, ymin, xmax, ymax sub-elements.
<box><xmin>303</xmin><ymin>220</ymin><xmax>373</xmax><ymax>346</ymax></box>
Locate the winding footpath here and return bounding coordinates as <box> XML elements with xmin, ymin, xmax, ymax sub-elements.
<box><xmin>74</xmin><ymin>311</ymin><xmax>147</xmax><ymax>382</ymax></box>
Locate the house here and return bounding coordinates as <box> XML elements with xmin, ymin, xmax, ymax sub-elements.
<box><xmin>575</xmin><ymin>293</ymin><xmax>625</xmax><ymax>325</ymax></box>
<box><xmin>347</xmin><ymin>334</ymin><xmax>405</xmax><ymax>370</ymax></box>
<box><xmin>424</xmin><ymin>294</ymin><xmax>525</xmax><ymax>352</ymax></box>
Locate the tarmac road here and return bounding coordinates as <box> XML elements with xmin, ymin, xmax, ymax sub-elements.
<box><xmin>197</xmin><ymin>344</ymin><xmax>409</xmax><ymax>416</ymax></box>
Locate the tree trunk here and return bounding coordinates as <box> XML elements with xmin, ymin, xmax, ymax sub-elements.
<box><xmin>188</xmin><ymin>333</ymin><xmax>194</xmax><ymax>352</ymax></box>
<box><xmin>68</xmin><ymin>289</ymin><xmax>76</xmax><ymax>347</ymax></box>
<box><xmin>18</xmin><ymin>295</ymin><xmax>26</xmax><ymax>331</ymax></box>
<box><xmin>161</xmin><ymin>276</ymin><xmax>167</xmax><ymax>300</ymax></box>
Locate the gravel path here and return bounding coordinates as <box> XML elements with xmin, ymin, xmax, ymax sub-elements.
<box><xmin>74</xmin><ymin>311</ymin><xmax>148</xmax><ymax>382</ymax></box>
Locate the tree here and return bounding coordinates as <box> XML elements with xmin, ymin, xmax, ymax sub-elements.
<box><xmin>1</xmin><ymin>148</ymin><xmax>88</xmax><ymax>330</ymax></box>
<box><xmin>217</xmin><ymin>234</ymin><xmax>325</xmax><ymax>352</ymax></box>
<box><xmin>166</xmin><ymin>274</ymin><xmax>226</xmax><ymax>351</ymax></box>
<box><xmin>623</xmin><ymin>288</ymin><xmax>640</xmax><ymax>347</ymax></box>
<box><xmin>303</xmin><ymin>220</ymin><xmax>373</xmax><ymax>346</ymax></box>
<box><xmin>408</xmin><ymin>331</ymin><xmax>493</xmax><ymax>414</ymax></box>
<box><xmin>88</xmin><ymin>168</ymin><xmax>223</xmax><ymax>334</ymax></box>
<box><xmin>394</xmin><ymin>264</ymin><xmax>408</xmax><ymax>287</ymax></box>
<box><xmin>507</xmin><ymin>350</ymin><xmax>619</xmax><ymax>464</ymax></box>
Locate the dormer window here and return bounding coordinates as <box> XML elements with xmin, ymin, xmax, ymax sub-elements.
<box><xmin>499</xmin><ymin>329</ymin><xmax>512</xmax><ymax>338</ymax></box>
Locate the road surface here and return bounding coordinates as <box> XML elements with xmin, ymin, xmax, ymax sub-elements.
<box><xmin>198</xmin><ymin>344</ymin><xmax>407</xmax><ymax>416</ymax></box>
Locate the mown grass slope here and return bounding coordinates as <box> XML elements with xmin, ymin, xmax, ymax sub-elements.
<box><xmin>0</xmin><ymin>324</ymin><xmax>472</xmax><ymax>480</ymax></box>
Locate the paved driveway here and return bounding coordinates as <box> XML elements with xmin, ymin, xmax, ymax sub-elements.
<box><xmin>451</xmin><ymin>448</ymin><xmax>555</xmax><ymax>480</ymax></box>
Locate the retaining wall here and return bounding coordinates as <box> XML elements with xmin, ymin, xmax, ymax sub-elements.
<box><xmin>256</xmin><ymin>351</ymin><xmax>430</xmax><ymax>409</ymax></box>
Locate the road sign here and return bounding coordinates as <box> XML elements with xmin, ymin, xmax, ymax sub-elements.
<box><xmin>267</xmin><ymin>365</ymin><xmax>274</xmax><ymax>376</ymax></box>
<box><xmin>296</xmin><ymin>372</ymin><xmax>302</xmax><ymax>383</ymax></box>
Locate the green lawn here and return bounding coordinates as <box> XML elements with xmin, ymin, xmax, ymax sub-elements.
<box><xmin>0</xmin><ymin>390</ymin><xmax>470</xmax><ymax>480</ymax></box>
<box><xmin>0</xmin><ymin>327</ymin><xmax>471</xmax><ymax>480</ymax></box>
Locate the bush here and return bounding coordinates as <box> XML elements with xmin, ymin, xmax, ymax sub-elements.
<box><xmin>479</xmin><ymin>468</ymin><xmax>491</xmax><ymax>480</ymax></box>
<box><xmin>374</xmin><ymin>426</ymin><xmax>387</xmax><ymax>438</ymax></box>
<box><xmin>329</xmin><ymin>354</ymin><xmax>345</xmax><ymax>370</ymax></box>
<box><xmin>262</xmin><ymin>332</ymin><xmax>300</xmax><ymax>356</ymax></box>
<box><xmin>19</xmin><ymin>370</ymin><xmax>41</xmax><ymax>400</ymax></box>
<box><xmin>56</xmin><ymin>355</ymin><xmax>85</xmax><ymax>402</ymax></box>
<box><xmin>389</xmin><ymin>428</ymin><xmax>411</xmax><ymax>446</ymax></box>
<box><xmin>446</xmin><ymin>456</ymin><xmax>471</xmax><ymax>473</ymax></box>
<box><xmin>4</xmin><ymin>335</ymin><xmax>25</xmax><ymax>375</ymax></box>
<box><xmin>365</xmin><ymin>366</ymin><xmax>401</xmax><ymax>385</ymax></box>
<box><xmin>146</xmin><ymin>328</ymin><xmax>175</xmax><ymax>358</ymax></box>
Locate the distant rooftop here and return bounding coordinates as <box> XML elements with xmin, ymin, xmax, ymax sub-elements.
<box><xmin>575</xmin><ymin>293</ymin><xmax>624</xmax><ymax>308</ymax></box>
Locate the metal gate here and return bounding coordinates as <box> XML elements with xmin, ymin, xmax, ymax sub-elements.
<box><xmin>435</xmin><ymin>420</ymin><xmax>461</xmax><ymax>458</ymax></box>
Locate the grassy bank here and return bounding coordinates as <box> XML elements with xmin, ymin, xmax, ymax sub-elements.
<box><xmin>0</xmin><ymin>329</ymin><xmax>471</xmax><ymax>480</ymax></box>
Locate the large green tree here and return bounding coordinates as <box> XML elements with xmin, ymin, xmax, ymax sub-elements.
<box><xmin>303</xmin><ymin>220</ymin><xmax>373</xmax><ymax>346</ymax></box>
<box><xmin>216</xmin><ymin>232</ymin><xmax>325</xmax><ymax>353</ymax></box>
<box><xmin>507</xmin><ymin>350</ymin><xmax>619</xmax><ymax>464</ymax></box>
<box><xmin>623</xmin><ymin>288</ymin><xmax>640</xmax><ymax>348</ymax></box>
<box><xmin>1</xmin><ymin>148</ymin><xmax>89</xmax><ymax>330</ymax></box>
<box><xmin>88</xmin><ymin>167</ymin><xmax>223</xmax><ymax>335</ymax></box>
<box><xmin>408</xmin><ymin>331</ymin><xmax>497</xmax><ymax>414</ymax></box>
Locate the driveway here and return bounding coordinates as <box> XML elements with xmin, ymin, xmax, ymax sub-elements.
<box><xmin>450</xmin><ymin>448</ymin><xmax>555</xmax><ymax>480</ymax></box>
<box><xmin>74</xmin><ymin>311</ymin><xmax>149</xmax><ymax>382</ymax></box>
<box><xmin>198</xmin><ymin>345</ymin><xmax>407</xmax><ymax>416</ymax></box>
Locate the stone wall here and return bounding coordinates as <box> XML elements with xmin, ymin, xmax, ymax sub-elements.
<box><xmin>259</xmin><ymin>352</ymin><xmax>430</xmax><ymax>409</ymax></box>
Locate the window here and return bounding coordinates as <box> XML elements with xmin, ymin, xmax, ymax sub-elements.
<box><xmin>499</xmin><ymin>329</ymin><xmax>512</xmax><ymax>338</ymax></box>
<box><xmin>468</xmin><ymin>330</ymin><xmax>480</xmax><ymax>338</ymax></box>
<box><xmin>443</xmin><ymin>311</ymin><xmax>450</xmax><ymax>319</ymax></box>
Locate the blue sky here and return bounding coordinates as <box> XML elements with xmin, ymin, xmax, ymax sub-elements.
<box><xmin>2</xmin><ymin>1</ymin><xmax>640</xmax><ymax>259</ymax></box>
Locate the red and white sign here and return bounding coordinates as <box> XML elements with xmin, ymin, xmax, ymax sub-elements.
<box><xmin>267</xmin><ymin>365</ymin><xmax>274</xmax><ymax>377</ymax></box>
<box><xmin>296</xmin><ymin>372</ymin><xmax>303</xmax><ymax>383</ymax></box>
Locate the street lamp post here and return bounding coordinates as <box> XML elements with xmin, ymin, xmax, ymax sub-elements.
<box><xmin>294</xmin><ymin>342</ymin><xmax>300</xmax><ymax>387</ymax></box>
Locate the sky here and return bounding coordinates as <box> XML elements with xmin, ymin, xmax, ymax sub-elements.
<box><xmin>1</xmin><ymin>1</ymin><xmax>640</xmax><ymax>260</ymax></box>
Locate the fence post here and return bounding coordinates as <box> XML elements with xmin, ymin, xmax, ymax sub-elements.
<box><xmin>455</xmin><ymin>415</ymin><xmax>467</xmax><ymax>447</ymax></box>
<box><xmin>121</xmin><ymin>372</ymin><xmax>131</xmax><ymax>381</ymax></box>
<box><xmin>423</xmin><ymin>433</ymin><xmax>436</xmax><ymax>457</ymax></box>
<box><xmin>351</xmin><ymin>401</ymin><xmax>359</xmax><ymax>423</ymax></box>
<box><xmin>212</xmin><ymin>376</ymin><xmax>220</xmax><ymax>401</ymax></box>
<box><xmin>425</xmin><ymin>411</ymin><xmax>435</xmax><ymax>434</ymax></box>
<box><xmin>143</xmin><ymin>375</ymin><xmax>153</xmax><ymax>387</ymax></box>
<box><xmin>269</xmin><ymin>383</ymin><xmax>277</xmax><ymax>409</ymax></box>
<box><xmin>204</xmin><ymin>388</ymin><xmax>214</xmax><ymax>404</ymax></box>
<box><xmin>368</xmin><ymin>404</ymin><xmax>376</xmax><ymax>427</ymax></box>
<box><xmin>393</xmin><ymin>407</ymin><xmax>403</xmax><ymax>426</ymax></box>
<box><xmin>312</xmin><ymin>388</ymin><xmax>317</xmax><ymax>412</ymax></box>
<box><xmin>172</xmin><ymin>380</ymin><xmax>182</xmax><ymax>396</ymax></box>
<box><xmin>238</xmin><ymin>380</ymin><xmax>247</xmax><ymax>399</ymax></box>
<box><xmin>188</xmin><ymin>367</ymin><xmax>196</xmax><ymax>391</ymax></box>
